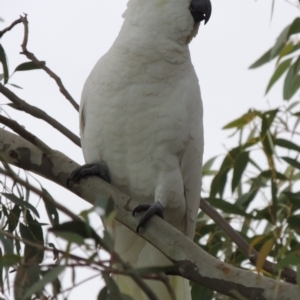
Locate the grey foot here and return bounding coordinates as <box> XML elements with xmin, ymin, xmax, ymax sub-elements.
<box><xmin>132</xmin><ymin>202</ymin><xmax>164</xmax><ymax>233</ymax></box>
<box><xmin>67</xmin><ymin>162</ymin><xmax>110</xmax><ymax>187</ymax></box>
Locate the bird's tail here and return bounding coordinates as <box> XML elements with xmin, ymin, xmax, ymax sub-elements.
<box><xmin>114</xmin><ymin>272</ymin><xmax>191</xmax><ymax>300</ymax></box>
<box><xmin>111</xmin><ymin>222</ymin><xmax>191</xmax><ymax>300</ymax></box>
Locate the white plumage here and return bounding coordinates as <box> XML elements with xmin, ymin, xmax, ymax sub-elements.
<box><xmin>79</xmin><ymin>0</ymin><xmax>208</xmax><ymax>298</ymax></box>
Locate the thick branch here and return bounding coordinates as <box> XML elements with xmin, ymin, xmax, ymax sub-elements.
<box><xmin>200</xmin><ymin>198</ymin><xmax>296</xmax><ymax>283</ymax></box>
<box><xmin>19</xmin><ymin>15</ymin><xmax>79</xmax><ymax>112</ymax></box>
<box><xmin>0</xmin><ymin>83</ymin><xmax>80</xmax><ymax>147</ymax></box>
<box><xmin>0</xmin><ymin>128</ymin><xmax>298</xmax><ymax>300</ymax></box>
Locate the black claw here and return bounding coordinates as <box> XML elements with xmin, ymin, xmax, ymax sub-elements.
<box><xmin>190</xmin><ymin>0</ymin><xmax>212</xmax><ymax>24</ymax></box>
<box><xmin>67</xmin><ymin>162</ymin><xmax>110</xmax><ymax>187</ymax></box>
<box><xmin>133</xmin><ymin>202</ymin><xmax>164</xmax><ymax>233</ymax></box>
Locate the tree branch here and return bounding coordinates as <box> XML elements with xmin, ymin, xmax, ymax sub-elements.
<box><xmin>200</xmin><ymin>198</ymin><xmax>297</xmax><ymax>283</ymax></box>
<box><xmin>19</xmin><ymin>15</ymin><xmax>79</xmax><ymax>112</ymax></box>
<box><xmin>0</xmin><ymin>114</ymin><xmax>53</xmax><ymax>154</ymax></box>
<box><xmin>0</xmin><ymin>128</ymin><xmax>298</xmax><ymax>300</ymax></box>
<box><xmin>0</xmin><ymin>83</ymin><xmax>80</xmax><ymax>147</ymax></box>
<box><xmin>0</xmin><ymin>16</ymin><xmax>23</xmax><ymax>38</ymax></box>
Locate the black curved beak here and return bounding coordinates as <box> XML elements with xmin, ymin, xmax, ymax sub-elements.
<box><xmin>189</xmin><ymin>0</ymin><xmax>212</xmax><ymax>24</ymax></box>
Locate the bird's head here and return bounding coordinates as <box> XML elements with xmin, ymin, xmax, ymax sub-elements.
<box><xmin>189</xmin><ymin>0</ymin><xmax>212</xmax><ymax>25</ymax></box>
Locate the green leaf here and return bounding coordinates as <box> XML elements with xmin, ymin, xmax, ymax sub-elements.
<box><xmin>289</xmin><ymin>17</ymin><xmax>300</xmax><ymax>36</ymax></box>
<box><xmin>8</xmin><ymin>83</ymin><xmax>23</xmax><ymax>89</ymax></box>
<box><xmin>288</xmin><ymin>214</ymin><xmax>300</xmax><ymax>231</ymax></box>
<box><xmin>53</xmin><ymin>232</ymin><xmax>85</xmax><ymax>245</ymax></box>
<box><xmin>208</xmin><ymin>197</ymin><xmax>249</xmax><ymax>217</ymax></box>
<box><xmin>286</xmin><ymin>75</ymin><xmax>300</xmax><ymax>100</ymax></box>
<box><xmin>271</xmin><ymin>24</ymin><xmax>291</xmax><ymax>59</ymax></box>
<box><xmin>260</xmin><ymin>109</ymin><xmax>278</xmax><ymax>136</ymax></box>
<box><xmin>23</xmin><ymin>266</ymin><xmax>64</xmax><ymax>300</ymax></box>
<box><xmin>0</xmin><ymin>44</ymin><xmax>8</xmax><ymax>84</ymax></box>
<box><xmin>41</xmin><ymin>188</ymin><xmax>59</xmax><ymax>226</ymax></box>
<box><xmin>49</xmin><ymin>221</ymin><xmax>102</xmax><ymax>246</ymax></box>
<box><xmin>283</xmin><ymin>62</ymin><xmax>300</xmax><ymax>100</ymax></box>
<box><xmin>232</xmin><ymin>151</ymin><xmax>249</xmax><ymax>192</ymax></box>
<box><xmin>202</xmin><ymin>156</ymin><xmax>217</xmax><ymax>177</ymax></box>
<box><xmin>259</xmin><ymin>170</ymin><xmax>287</xmax><ymax>181</ymax></box>
<box><xmin>100</xmin><ymin>275</ymin><xmax>131</xmax><ymax>300</ymax></box>
<box><xmin>8</xmin><ymin>205</ymin><xmax>21</xmax><ymax>232</ymax></box>
<box><xmin>265</xmin><ymin>59</ymin><xmax>291</xmax><ymax>94</ymax></box>
<box><xmin>0</xmin><ymin>232</ymin><xmax>13</xmax><ymax>254</ymax></box>
<box><xmin>249</xmin><ymin>48</ymin><xmax>272</xmax><ymax>69</ymax></box>
<box><xmin>236</xmin><ymin>189</ymin><xmax>258</xmax><ymax>208</ymax></box>
<box><xmin>14</xmin><ymin>61</ymin><xmax>45</xmax><ymax>72</ymax></box>
<box><xmin>191</xmin><ymin>283</ymin><xmax>214</xmax><ymax>300</ymax></box>
<box><xmin>256</xmin><ymin>238</ymin><xmax>274</xmax><ymax>274</ymax></box>
<box><xmin>222</xmin><ymin>110</ymin><xmax>256</xmax><ymax>129</ymax></box>
<box><xmin>278</xmin><ymin>42</ymin><xmax>296</xmax><ymax>60</ymax></box>
<box><xmin>26</xmin><ymin>211</ymin><xmax>44</xmax><ymax>263</ymax></box>
<box><xmin>19</xmin><ymin>223</ymin><xmax>40</xmax><ymax>263</ymax></box>
<box><xmin>2</xmin><ymin>193</ymin><xmax>39</xmax><ymax>218</ymax></box>
<box><xmin>0</xmin><ymin>254</ymin><xmax>21</xmax><ymax>267</ymax></box>
<box><xmin>275</xmin><ymin>253</ymin><xmax>300</xmax><ymax>270</ymax></box>
<box><xmin>282</xmin><ymin>157</ymin><xmax>300</xmax><ymax>170</ymax></box>
<box><xmin>275</xmin><ymin>138</ymin><xmax>300</xmax><ymax>152</ymax></box>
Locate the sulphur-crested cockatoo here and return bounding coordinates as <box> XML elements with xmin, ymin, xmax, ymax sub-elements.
<box><xmin>68</xmin><ymin>0</ymin><xmax>211</xmax><ymax>298</ymax></box>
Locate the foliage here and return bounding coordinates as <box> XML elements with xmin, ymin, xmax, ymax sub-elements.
<box><xmin>192</xmin><ymin>5</ymin><xmax>300</xmax><ymax>300</ymax></box>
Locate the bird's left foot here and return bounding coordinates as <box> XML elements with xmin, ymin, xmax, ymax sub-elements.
<box><xmin>132</xmin><ymin>202</ymin><xmax>164</xmax><ymax>233</ymax></box>
<box><xmin>66</xmin><ymin>162</ymin><xmax>110</xmax><ymax>187</ymax></box>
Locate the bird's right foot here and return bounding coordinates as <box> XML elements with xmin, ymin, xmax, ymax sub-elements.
<box><xmin>66</xmin><ymin>162</ymin><xmax>110</xmax><ymax>187</ymax></box>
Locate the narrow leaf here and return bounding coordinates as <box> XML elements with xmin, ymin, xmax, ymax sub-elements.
<box><xmin>8</xmin><ymin>205</ymin><xmax>21</xmax><ymax>232</ymax></box>
<box><xmin>249</xmin><ymin>48</ymin><xmax>272</xmax><ymax>69</ymax></box>
<box><xmin>23</xmin><ymin>266</ymin><xmax>64</xmax><ymax>299</ymax></box>
<box><xmin>41</xmin><ymin>188</ymin><xmax>59</xmax><ymax>226</ymax></box>
<box><xmin>288</xmin><ymin>214</ymin><xmax>300</xmax><ymax>231</ymax></box>
<box><xmin>289</xmin><ymin>17</ymin><xmax>300</xmax><ymax>36</ymax></box>
<box><xmin>14</xmin><ymin>61</ymin><xmax>45</xmax><ymax>72</ymax></box>
<box><xmin>271</xmin><ymin>24</ymin><xmax>291</xmax><ymax>58</ymax></box>
<box><xmin>282</xmin><ymin>157</ymin><xmax>300</xmax><ymax>170</ymax></box>
<box><xmin>223</xmin><ymin>110</ymin><xmax>256</xmax><ymax>129</ymax></box>
<box><xmin>232</xmin><ymin>151</ymin><xmax>249</xmax><ymax>192</ymax></box>
<box><xmin>256</xmin><ymin>238</ymin><xmax>274</xmax><ymax>274</ymax></box>
<box><xmin>2</xmin><ymin>193</ymin><xmax>39</xmax><ymax>218</ymax></box>
<box><xmin>265</xmin><ymin>59</ymin><xmax>291</xmax><ymax>94</ymax></box>
<box><xmin>275</xmin><ymin>138</ymin><xmax>300</xmax><ymax>152</ymax></box>
<box><xmin>0</xmin><ymin>254</ymin><xmax>21</xmax><ymax>267</ymax></box>
<box><xmin>0</xmin><ymin>44</ymin><xmax>8</xmax><ymax>83</ymax></box>
<box><xmin>208</xmin><ymin>197</ymin><xmax>249</xmax><ymax>217</ymax></box>
<box><xmin>275</xmin><ymin>253</ymin><xmax>300</xmax><ymax>270</ymax></box>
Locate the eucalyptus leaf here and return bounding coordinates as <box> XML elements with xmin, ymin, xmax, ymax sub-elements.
<box><xmin>23</xmin><ymin>266</ymin><xmax>64</xmax><ymax>300</ymax></box>
<box><xmin>2</xmin><ymin>193</ymin><xmax>39</xmax><ymax>218</ymax></box>
<box><xmin>0</xmin><ymin>44</ymin><xmax>8</xmax><ymax>83</ymax></box>
<box><xmin>14</xmin><ymin>61</ymin><xmax>45</xmax><ymax>72</ymax></box>
<box><xmin>265</xmin><ymin>59</ymin><xmax>291</xmax><ymax>94</ymax></box>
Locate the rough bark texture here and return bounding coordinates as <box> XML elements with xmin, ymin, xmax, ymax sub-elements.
<box><xmin>0</xmin><ymin>128</ymin><xmax>298</xmax><ymax>300</ymax></box>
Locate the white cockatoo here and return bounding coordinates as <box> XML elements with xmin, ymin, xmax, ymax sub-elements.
<box><xmin>68</xmin><ymin>0</ymin><xmax>211</xmax><ymax>298</ymax></box>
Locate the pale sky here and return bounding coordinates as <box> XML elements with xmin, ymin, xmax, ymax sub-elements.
<box><xmin>0</xmin><ymin>0</ymin><xmax>299</xmax><ymax>299</ymax></box>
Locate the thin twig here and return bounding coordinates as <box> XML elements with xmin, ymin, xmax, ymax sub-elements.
<box><xmin>59</xmin><ymin>273</ymin><xmax>101</xmax><ymax>295</ymax></box>
<box><xmin>0</xmin><ymin>229</ymin><xmax>89</xmax><ymax>263</ymax></box>
<box><xmin>0</xmin><ymin>16</ymin><xmax>23</xmax><ymax>38</ymax></box>
<box><xmin>0</xmin><ymin>114</ymin><xmax>53</xmax><ymax>154</ymax></box>
<box><xmin>200</xmin><ymin>197</ymin><xmax>296</xmax><ymax>283</ymax></box>
<box><xmin>19</xmin><ymin>15</ymin><xmax>79</xmax><ymax>112</ymax></box>
<box><xmin>0</xmin><ymin>83</ymin><xmax>81</xmax><ymax>147</ymax></box>
<box><xmin>0</xmin><ymin>164</ymin><xmax>81</xmax><ymax>222</ymax></box>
